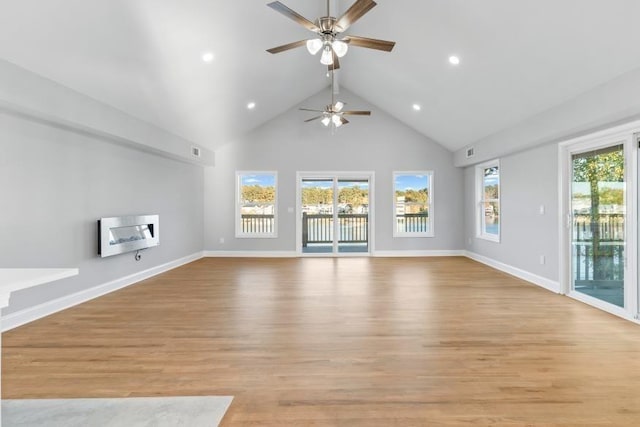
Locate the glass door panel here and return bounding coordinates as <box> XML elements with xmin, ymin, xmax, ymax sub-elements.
<box><xmin>337</xmin><ymin>179</ymin><xmax>369</xmax><ymax>253</ymax></box>
<box><xmin>301</xmin><ymin>179</ymin><xmax>334</xmax><ymax>254</ymax></box>
<box><xmin>300</xmin><ymin>176</ymin><xmax>371</xmax><ymax>255</ymax></box>
<box><xmin>571</xmin><ymin>144</ymin><xmax>625</xmax><ymax>307</ymax></box>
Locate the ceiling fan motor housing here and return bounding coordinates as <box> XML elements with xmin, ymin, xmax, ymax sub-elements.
<box><xmin>317</xmin><ymin>16</ymin><xmax>342</xmax><ymax>34</ymax></box>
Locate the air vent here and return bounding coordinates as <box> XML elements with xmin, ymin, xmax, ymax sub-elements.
<box><xmin>466</xmin><ymin>147</ymin><xmax>475</xmax><ymax>158</ymax></box>
<box><xmin>191</xmin><ymin>146</ymin><xmax>201</xmax><ymax>158</ymax></box>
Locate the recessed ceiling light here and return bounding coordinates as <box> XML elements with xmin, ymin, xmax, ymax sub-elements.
<box><xmin>449</xmin><ymin>55</ymin><xmax>460</xmax><ymax>65</ymax></box>
<box><xmin>247</xmin><ymin>102</ymin><xmax>256</xmax><ymax>110</ymax></box>
<box><xmin>412</xmin><ymin>104</ymin><xmax>422</xmax><ymax>111</ymax></box>
<box><xmin>202</xmin><ymin>52</ymin><xmax>214</xmax><ymax>63</ymax></box>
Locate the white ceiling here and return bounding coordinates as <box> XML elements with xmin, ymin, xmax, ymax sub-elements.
<box><xmin>2</xmin><ymin>0</ymin><xmax>640</xmax><ymax>152</ymax></box>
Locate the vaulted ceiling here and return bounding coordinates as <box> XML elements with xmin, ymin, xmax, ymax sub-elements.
<box><xmin>2</xmin><ymin>0</ymin><xmax>640</xmax><ymax>152</ymax></box>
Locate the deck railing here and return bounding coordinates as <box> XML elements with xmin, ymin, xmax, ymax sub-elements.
<box><xmin>573</xmin><ymin>213</ymin><xmax>624</xmax><ymax>283</ymax></box>
<box><xmin>240</xmin><ymin>214</ymin><xmax>275</xmax><ymax>234</ymax></box>
<box><xmin>241</xmin><ymin>212</ymin><xmax>623</xmax><ymax>281</ymax></box>
<box><xmin>301</xmin><ymin>213</ymin><xmax>368</xmax><ymax>247</ymax></box>
<box><xmin>241</xmin><ymin>213</ymin><xmax>431</xmax><ymax>246</ymax></box>
<box><xmin>395</xmin><ymin>213</ymin><xmax>429</xmax><ymax>233</ymax></box>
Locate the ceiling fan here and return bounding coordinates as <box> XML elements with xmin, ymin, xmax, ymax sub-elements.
<box><xmin>266</xmin><ymin>0</ymin><xmax>395</xmax><ymax>70</ymax></box>
<box><xmin>300</xmin><ymin>70</ymin><xmax>371</xmax><ymax>128</ymax></box>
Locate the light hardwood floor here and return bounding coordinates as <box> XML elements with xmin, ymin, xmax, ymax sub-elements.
<box><xmin>4</xmin><ymin>257</ymin><xmax>640</xmax><ymax>426</ymax></box>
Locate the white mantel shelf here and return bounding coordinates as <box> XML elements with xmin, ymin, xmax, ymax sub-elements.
<box><xmin>0</xmin><ymin>268</ymin><xmax>79</xmax><ymax>308</ymax></box>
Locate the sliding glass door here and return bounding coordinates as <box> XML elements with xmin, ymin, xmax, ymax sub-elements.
<box><xmin>300</xmin><ymin>178</ymin><xmax>335</xmax><ymax>254</ymax></box>
<box><xmin>337</xmin><ymin>179</ymin><xmax>369</xmax><ymax>253</ymax></box>
<box><xmin>570</xmin><ymin>144</ymin><xmax>626</xmax><ymax>307</ymax></box>
<box><xmin>299</xmin><ymin>173</ymin><xmax>372</xmax><ymax>255</ymax></box>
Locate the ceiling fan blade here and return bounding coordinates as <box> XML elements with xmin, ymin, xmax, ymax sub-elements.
<box><xmin>267</xmin><ymin>2</ymin><xmax>320</xmax><ymax>32</ymax></box>
<box><xmin>304</xmin><ymin>115</ymin><xmax>324</xmax><ymax>122</ymax></box>
<box><xmin>328</xmin><ymin>49</ymin><xmax>340</xmax><ymax>71</ymax></box>
<box><xmin>299</xmin><ymin>108</ymin><xmax>325</xmax><ymax>112</ymax></box>
<box><xmin>267</xmin><ymin>39</ymin><xmax>308</xmax><ymax>54</ymax></box>
<box><xmin>343</xmin><ymin>110</ymin><xmax>371</xmax><ymax>116</ymax></box>
<box><xmin>340</xmin><ymin>117</ymin><xmax>350</xmax><ymax>125</ymax></box>
<box><xmin>344</xmin><ymin>35</ymin><xmax>395</xmax><ymax>52</ymax></box>
<box><xmin>335</xmin><ymin>0</ymin><xmax>377</xmax><ymax>32</ymax></box>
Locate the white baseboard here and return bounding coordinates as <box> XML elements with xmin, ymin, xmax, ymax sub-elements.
<box><xmin>203</xmin><ymin>251</ymin><xmax>298</xmax><ymax>258</ymax></box>
<box><xmin>372</xmin><ymin>250</ymin><xmax>465</xmax><ymax>257</ymax></box>
<box><xmin>465</xmin><ymin>251</ymin><xmax>561</xmax><ymax>294</ymax></box>
<box><xmin>204</xmin><ymin>250</ymin><xmax>466</xmax><ymax>258</ymax></box>
<box><xmin>1</xmin><ymin>252</ymin><xmax>204</xmax><ymax>332</ymax></box>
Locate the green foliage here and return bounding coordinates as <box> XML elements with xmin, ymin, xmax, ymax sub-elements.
<box><xmin>241</xmin><ymin>185</ymin><xmax>275</xmax><ymax>203</ymax></box>
<box><xmin>395</xmin><ymin>188</ymin><xmax>429</xmax><ymax>204</ymax></box>
<box><xmin>573</xmin><ymin>149</ymin><xmax>624</xmax><ymax>183</ymax></box>
<box><xmin>571</xmin><ymin>146</ymin><xmax>624</xmax><ymax>280</ymax></box>
<box><xmin>339</xmin><ymin>186</ymin><xmax>369</xmax><ymax>205</ymax></box>
<box><xmin>302</xmin><ymin>186</ymin><xmax>369</xmax><ymax>206</ymax></box>
<box><xmin>301</xmin><ymin>187</ymin><xmax>333</xmax><ymax>205</ymax></box>
<box><xmin>599</xmin><ymin>187</ymin><xmax>624</xmax><ymax>206</ymax></box>
<box><xmin>484</xmin><ymin>184</ymin><xmax>499</xmax><ymax>200</ymax></box>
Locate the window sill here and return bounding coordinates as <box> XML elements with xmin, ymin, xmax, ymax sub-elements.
<box><xmin>393</xmin><ymin>233</ymin><xmax>435</xmax><ymax>238</ymax></box>
<box><xmin>235</xmin><ymin>234</ymin><xmax>278</xmax><ymax>239</ymax></box>
<box><xmin>476</xmin><ymin>234</ymin><xmax>500</xmax><ymax>243</ymax></box>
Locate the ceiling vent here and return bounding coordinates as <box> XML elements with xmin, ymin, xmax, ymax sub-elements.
<box><xmin>466</xmin><ymin>147</ymin><xmax>475</xmax><ymax>158</ymax></box>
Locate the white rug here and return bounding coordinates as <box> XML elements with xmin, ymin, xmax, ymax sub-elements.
<box><xmin>2</xmin><ymin>395</ymin><xmax>233</xmax><ymax>427</ymax></box>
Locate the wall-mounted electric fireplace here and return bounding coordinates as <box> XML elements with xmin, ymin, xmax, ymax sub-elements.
<box><xmin>98</xmin><ymin>215</ymin><xmax>159</xmax><ymax>257</ymax></box>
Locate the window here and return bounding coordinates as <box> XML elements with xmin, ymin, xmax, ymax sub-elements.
<box><xmin>476</xmin><ymin>160</ymin><xmax>500</xmax><ymax>242</ymax></box>
<box><xmin>236</xmin><ymin>172</ymin><xmax>277</xmax><ymax>238</ymax></box>
<box><xmin>393</xmin><ymin>172</ymin><xmax>434</xmax><ymax>237</ymax></box>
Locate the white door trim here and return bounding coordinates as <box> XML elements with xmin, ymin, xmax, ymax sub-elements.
<box><xmin>558</xmin><ymin>120</ymin><xmax>640</xmax><ymax>318</ymax></box>
<box><xmin>296</xmin><ymin>171</ymin><xmax>375</xmax><ymax>257</ymax></box>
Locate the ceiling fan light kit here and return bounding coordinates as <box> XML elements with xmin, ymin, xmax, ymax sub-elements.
<box><xmin>306</xmin><ymin>39</ymin><xmax>324</xmax><ymax>55</ymax></box>
<box><xmin>266</xmin><ymin>0</ymin><xmax>395</xmax><ymax>128</ymax></box>
<box><xmin>332</xmin><ymin>40</ymin><xmax>349</xmax><ymax>57</ymax></box>
<box><xmin>320</xmin><ymin>46</ymin><xmax>334</xmax><ymax>65</ymax></box>
<box><xmin>267</xmin><ymin>0</ymin><xmax>395</xmax><ymax>68</ymax></box>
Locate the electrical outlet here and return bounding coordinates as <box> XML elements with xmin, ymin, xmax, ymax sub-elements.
<box><xmin>539</xmin><ymin>205</ymin><xmax>545</xmax><ymax>215</ymax></box>
<box><xmin>539</xmin><ymin>255</ymin><xmax>545</xmax><ymax>265</ymax></box>
<box><xmin>219</xmin><ymin>237</ymin><xmax>225</xmax><ymax>244</ymax></box>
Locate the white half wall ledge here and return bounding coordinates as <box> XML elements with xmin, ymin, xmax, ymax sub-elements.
<box><xmin>0</xmin><ymin>268</ymin><xmax>79</xmax><ymax>308</ymax></box>
<box><xmin>1</xmin><ymin>252</ymin><xmax>204</xmax><ymax>332</ymax></box>
<box><xmin>465</xmin><ymin>251</ymin><xmax>561</xmax><ymax>294</ymax></box>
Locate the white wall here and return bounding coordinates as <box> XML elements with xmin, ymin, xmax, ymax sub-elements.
<box><xmin>0</xmin><ymin>94</ymin><xmax>205</xmax><ymax>318</ymax></box>
<box><xmin>455</xmin><ymin>65</ymin><xmax>640</xmax><ymax>291</ymax></box>
<box><xmin>454</xmin><ymin>65</ymin><xmax>640</xmax><ymax>167</ymax></box>
<box><xmin>464</xmin><ymin>143</ymin><xmax>559</xmax><ymax>286</ymax></box>
<box><xmin>205</xmin><ymin>88</ymin><xmax>464</xmax><ymax>253</ymax></box>
<box><xmin>0</xmin><ymin>59</ymin><xmax>214</xmax><ymax>166</ymax></box>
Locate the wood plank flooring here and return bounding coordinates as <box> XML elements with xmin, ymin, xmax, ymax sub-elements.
<box><xmin>4</xmin><ymin>257</ymin><xmax>640</xmax><ymax>425</ymax></box>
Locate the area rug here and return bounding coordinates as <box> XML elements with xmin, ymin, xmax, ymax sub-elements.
<box><xmin>2</xmin><ymin>395</ymin><xmax>233</xmax><ymax>427</ymax></box>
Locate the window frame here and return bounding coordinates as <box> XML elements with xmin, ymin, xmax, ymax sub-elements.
<box><xmin>392</xmin><ymin>171</ymin><xmax>435</xmax><ymax>238</ymax></box>
<box><xmin>235</xmin><ymin>171</ymin><xmax>278</xmax><ymax>238</ymax></box>
<box><xmin>475</xmin><ymin>159</ymin><xmax>501</xmax><ymax>242</ymax></box>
